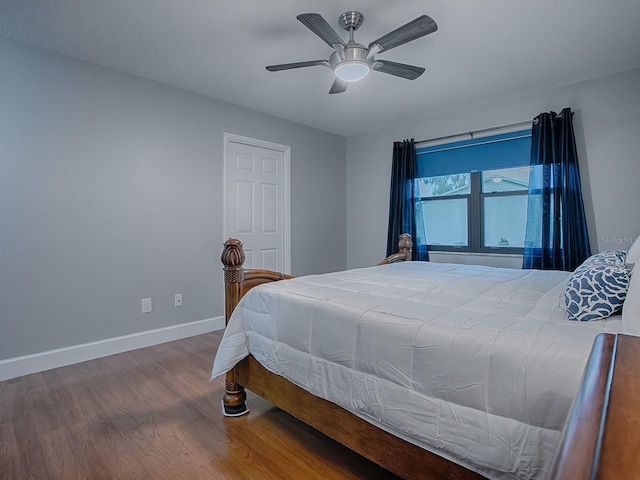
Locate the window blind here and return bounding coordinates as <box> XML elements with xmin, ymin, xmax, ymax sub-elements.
<box><xmin>416</xmin><ymin>130</ymin><xmax>532</xmax><ymax>177</ymax></box>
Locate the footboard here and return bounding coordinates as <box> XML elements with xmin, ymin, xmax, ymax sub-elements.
<box><xmin>219</xmin><ymin>233</ymin><xmax>413</xmax><ymax>415</ymax></box>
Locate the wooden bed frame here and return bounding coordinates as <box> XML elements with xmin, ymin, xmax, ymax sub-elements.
<box><xmin>220</xmin><ymin>234</ymin><xmax>483</xmax><ymax>479</ymax></box>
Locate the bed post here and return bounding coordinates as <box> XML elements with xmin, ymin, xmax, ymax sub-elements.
<box><xmin>378</xmin><ymin>233</ymin><xmax>413</xmax><ymax>265</ymax></box>
<box><xmin>220</xmin><ymin>238</ymin><xmax>249</xmax><ymax>416</ymax></box>
<box><xmin>398</xmin><ymin>233</ymin><xmax>413</xmax><ymax>258</ymax></box>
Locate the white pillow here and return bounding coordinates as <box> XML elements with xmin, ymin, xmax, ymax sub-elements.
<box><xmin>626</xmin><ymin>235</ymin><xmax>640</xmax><ymax>266</ymax></box>
<box><xmin>622</xmin><ymin>268</ymin><xmax>640</xmax><ymax>335</ymax></box>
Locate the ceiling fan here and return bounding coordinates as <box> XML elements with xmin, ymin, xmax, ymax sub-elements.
<box><xmin>266</xmin><ymin>11</ymin><xmax>437</xmax><ymax>94</ymax></box>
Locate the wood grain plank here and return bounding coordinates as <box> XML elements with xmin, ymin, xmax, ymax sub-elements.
<box><xmin>10</xmin><ymin>413</ymin><xmax>56</xmax><ymax>479</ymax></box>
<box><xmin>0</xmin><ymin>422</ymin><xmax>22</xmax><ymax>479</ymax></box>
<box><xmin>81</xmin><ymin>356</ymin><xmax>156</xmax><ymax>435</ymax></box>
<box><xmin>0</xmin><ymin>378</ymin><xmax>25</xmax><ymax>424</ymax></box>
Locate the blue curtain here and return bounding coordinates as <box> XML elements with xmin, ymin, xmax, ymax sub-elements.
<box><xmin>523</xmin><ymin>108</ymin><xmax>590</xmax><ymax>271</ymax></box>
<box><xmin>386</xmin><ymin>139</ymin><xmax>428</xmax><ymax>261</ymax></box>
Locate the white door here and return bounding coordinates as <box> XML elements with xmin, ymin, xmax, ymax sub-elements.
<box><xmin>224</xmin><ymin>133</ymin><xmax>290</xmax><ymax>273</ymax></box>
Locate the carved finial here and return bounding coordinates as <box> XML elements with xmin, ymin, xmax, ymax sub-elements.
<box><xmin>221</xmin><ymin>238</ymin><xmax>245</xmax><ymax>268</ymax></box>
<box><xmin>398</xmin><ymin>233</ymin><xmax>413</xmax><ymax>256</ymax></box>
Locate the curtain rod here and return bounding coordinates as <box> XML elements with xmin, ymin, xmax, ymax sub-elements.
<box><xmin>415</xmin><ymin>110</ymin><xmax>574</xmax><ymax>146</ymax></box>
<box><xmin>415</xmin><ymin>119</ymin><xmax>534</xmax><ymax>146</ymax></box>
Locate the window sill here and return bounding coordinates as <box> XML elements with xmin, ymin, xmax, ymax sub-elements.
<box><xmin>430</xmin><ymin>250</ymin><xmax>523</xmax><ymax>258</ymax></box>
<box><xmin>429</xmin><ymin>250</ymin><xmax>523</xmax><ymax>268</ymax></box>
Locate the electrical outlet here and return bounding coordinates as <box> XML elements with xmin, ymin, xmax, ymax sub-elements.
<box><xmin>175</xmin><ymin>293</ymin><xmax>183</xmax><ymax>307</ymax></box>
<box><xmin>142</xmin><ymin>298</ymin><xmax>152</xmax><ymax>314</ymax></box>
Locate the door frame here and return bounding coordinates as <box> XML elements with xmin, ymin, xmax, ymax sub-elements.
<box><xmin>223</xmin><ymin>132</ymin><xmax>291</xmax><ymax>275</ymax></box>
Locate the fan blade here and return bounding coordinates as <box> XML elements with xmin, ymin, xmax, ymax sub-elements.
<box><xmin>297</xmin><ymin>13</ymin><xmax>346</xmax><ymax>47</ymax></box>
<box><xmin>329</xmin><ymin>78</ymin><xmax>348</xmax><ymax>94</ymax></box>
<box><xmin>372</xmin><ymin>60</ymin><xmax>425</xmax><ymax>80</ymax></box>
<box><xmin>369</xmin><ymin>15</ymin><xmax>437</xmax><ymax>53</ymax></box>
<box><xmin>266</xmin><ymin>60</ymin><xmax>330</xmax><ymax>72</ymax></box>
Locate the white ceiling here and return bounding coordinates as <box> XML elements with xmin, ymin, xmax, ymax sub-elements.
<box><xmin>2</xmin><ymin>0</ymin><xmax>640</xmax><ymax>137</ymax></box>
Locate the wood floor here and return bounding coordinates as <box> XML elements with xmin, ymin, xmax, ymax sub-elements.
<box><xmin>0</xmin><ymin>331</ymin><xmax>400</xmax><ymax>479</ymax></box>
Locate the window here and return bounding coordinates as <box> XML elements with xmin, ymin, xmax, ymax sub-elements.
<box><xmin>416</xmin><ymin>130</ymin><xmax>531</xmax><ymax>253</ymax></box>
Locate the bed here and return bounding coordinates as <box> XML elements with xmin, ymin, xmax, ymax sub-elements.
<box><xmin>212</xmin><ymin>234</ymin><xmax>628</xmax><ymax>479</ymax></box>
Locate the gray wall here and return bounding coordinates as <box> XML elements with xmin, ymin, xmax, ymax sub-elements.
<box><xmin>346</xmin><ymin>68</ymin><xmax>640</xmax><ymax>268</ymax></box>
<box><xmin>0</xmin><ymin>38</ymin><xmax>347</xmax><ymax>360</ymax></box>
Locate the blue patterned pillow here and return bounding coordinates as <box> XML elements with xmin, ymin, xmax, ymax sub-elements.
<box><xmin>565</xmin><ymin>261</ymin><xmax>630</xmax><ymax>321</ymax></box>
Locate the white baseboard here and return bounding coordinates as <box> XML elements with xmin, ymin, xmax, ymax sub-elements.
<box><xmin>0</xmin><ymin>316</ymin><xmax>225</xmax><ymax>382</ymax></box>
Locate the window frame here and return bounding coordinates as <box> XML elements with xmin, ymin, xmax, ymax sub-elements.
<box><xmin>420</xmin><ymin>170</ymin><xmax>529</xmax><ymax>254</ymax></box>
<box><xmin>478</xmin><ymin>175</ymin><xmax>529</xmax><ymax>254</ymax></box>
<box><xmin>420</xmin><ymin>191</ymin><xmax>472</xmax><ymax>252</ymax></box>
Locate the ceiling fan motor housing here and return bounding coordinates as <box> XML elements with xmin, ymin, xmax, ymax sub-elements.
<box><xmin>330</xmin><ymin>45</ymin><xmax>372</xmax><ymax>81</ymax></box>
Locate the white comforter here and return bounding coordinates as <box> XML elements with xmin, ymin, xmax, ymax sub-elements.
<box><xmin>211</xmin><ymin>261</ymin><xmax>622</xmax><ymax>479</ymax></box>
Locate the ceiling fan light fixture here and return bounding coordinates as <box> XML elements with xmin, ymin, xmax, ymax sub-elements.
<box><xmin>334</xmin><ymin>61</ymin><xmax>370</xmax><ymax>82</ymax></box>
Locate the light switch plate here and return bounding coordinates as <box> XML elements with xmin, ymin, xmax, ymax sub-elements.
<box><xmin>142</xmin><ymin>298</ymin><xmax>152</xmax><ymax>314</ymax></box>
